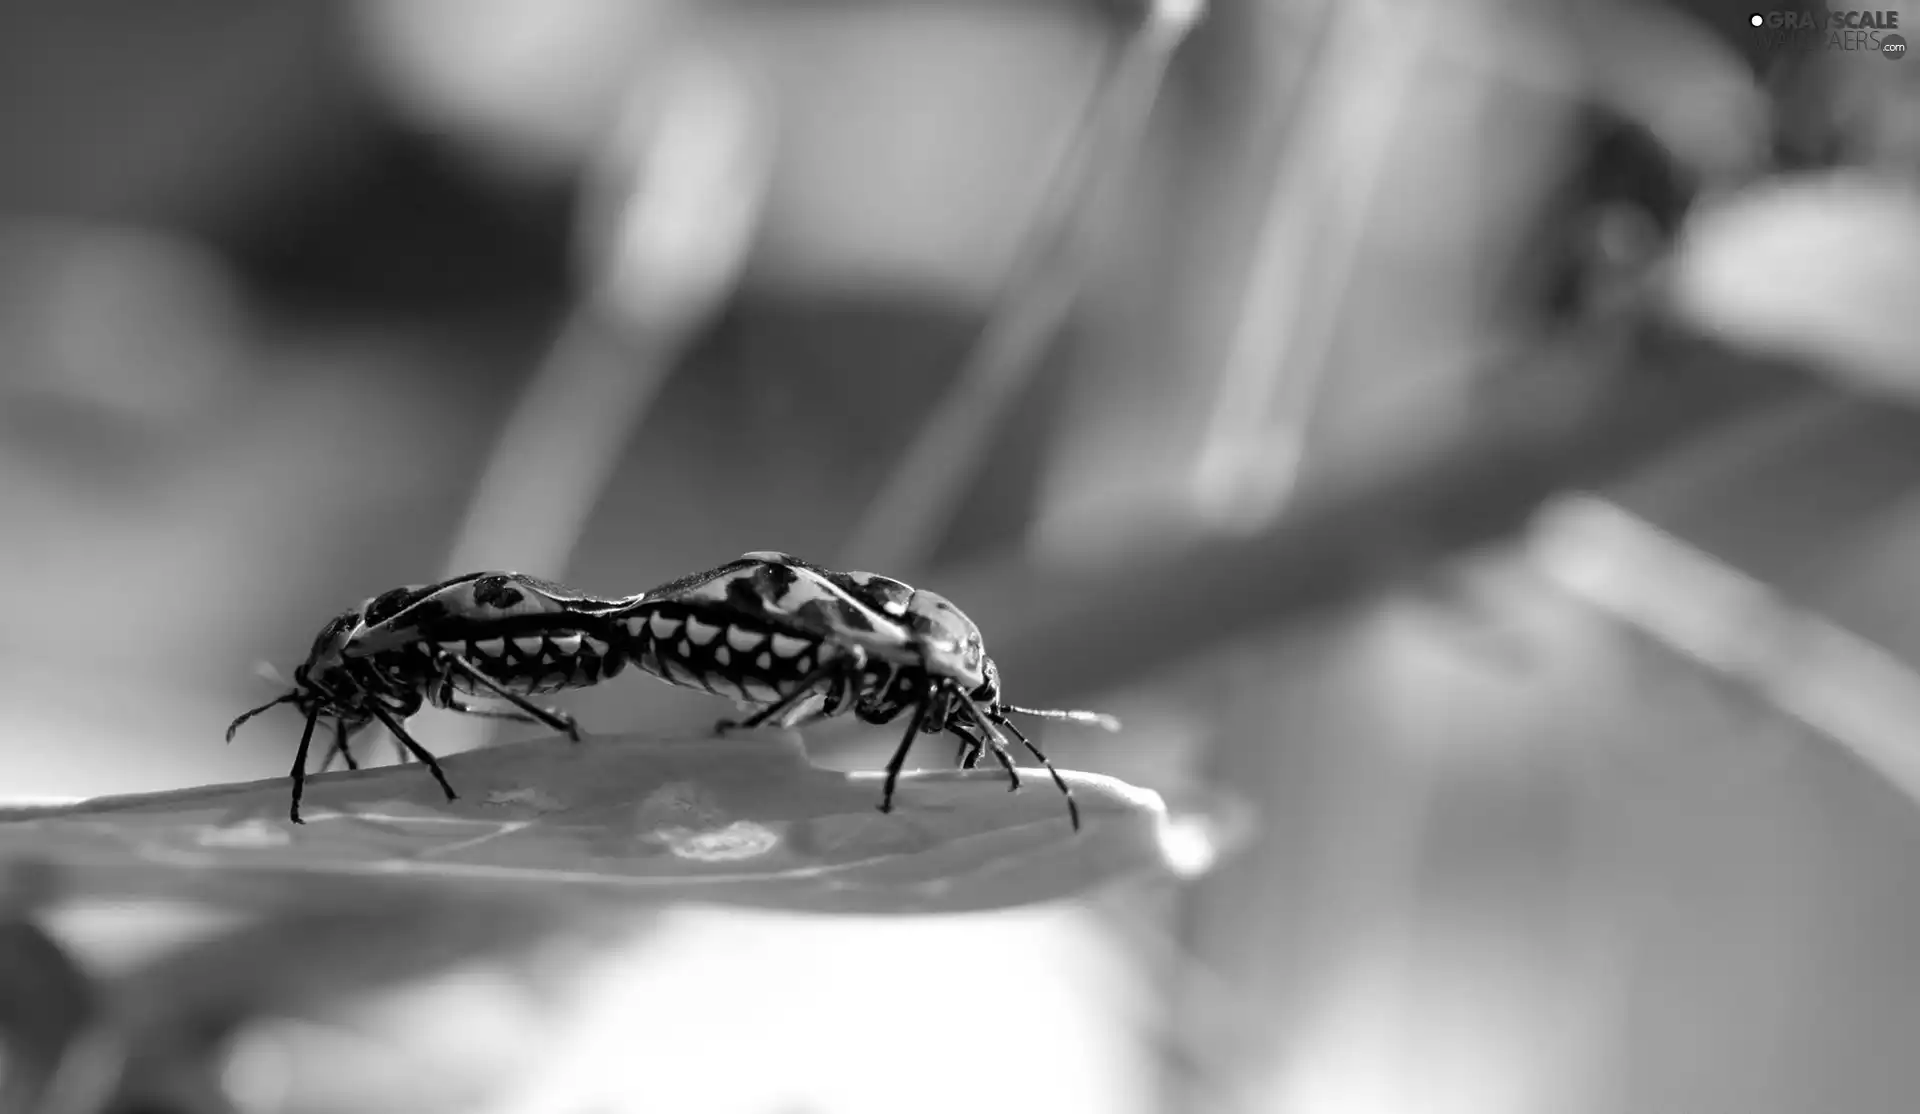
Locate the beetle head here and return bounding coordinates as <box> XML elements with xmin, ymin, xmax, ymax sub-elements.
<box><xmin>968</xmin><ymin>656</ymin><xmax>1004</xmax><ymax>709</ymax></box>
<box><xmin>293</xmin><ymin>609</ymin><xmax>363</xmax><ymax>698</ymax></box>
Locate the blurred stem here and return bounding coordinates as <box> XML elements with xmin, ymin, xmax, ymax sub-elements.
<box><xmin>1187</xmin><ymin>0</ymin><xmax>1445</xmax><ymax>533</ymax></box>
<box><xmin>1535</xmin><ymin>453</ymin><xmax>1920</xmax><ymax>815</ymax></box>
<box><xmin>441</xmin><ymin>307</ymin><xmax>673</xmax><ymax>580</ymax></box>
<box><xmin>442</xmin><ymin>42</ymin><xmax>766</xmax><ymax>583</ymax></box>
<box><xmin>835</xmin><ymin>0</ymin><xmax>1205</xmax><ymax>574</ymax></box>
<box><xmin>920</xmin><ymin>322</ymin><xmax>1807</xmax><ymax>708</ymax></box>
<box><xmin>434</xmin><ymin>43</ymin><xmax>766</xmax><ymax>755</ymax></box>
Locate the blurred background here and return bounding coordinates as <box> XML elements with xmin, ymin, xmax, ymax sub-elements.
<box><xmin>3</xmin><ymin>0</ymin><xmax>1920</xmax><ymax>1110</ymax></box>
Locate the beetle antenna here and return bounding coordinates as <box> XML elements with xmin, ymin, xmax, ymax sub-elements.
<box><xmin>1004</xmin><ymin>704</ymin><xmax>1121</xmax><ymax>732</ymax></box>
<box><xmin>961</xmin><ymin>693</ymin><xmax>1079</xmax><ymax>830</ymax></box>
<box><xmin>226</xmin><ymin>691</ymin><xmax>301</xmax><ymax>742</ymax></box>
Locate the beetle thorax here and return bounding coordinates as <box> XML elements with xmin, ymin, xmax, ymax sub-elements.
<box><xmin>902</xmin><ymin>589</ymin><xmax>988</xmax><ymax>690</ymax></box>
<box><xmin>293</xmin><ymin>658</ymin><xmax>349</xmax><ymax>703</ymax></box>
<box><xmin>293</xmin><ymin>608</ymin><xmax>369</xmax><ymax>701</ymax></box>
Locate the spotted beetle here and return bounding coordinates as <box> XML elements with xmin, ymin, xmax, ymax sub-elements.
<box><xmin>227</xmin><ymin>572</ymin><xmax>637</xmax><ymax>823</ymax></box>
<box><xmin>618</xmin><ymin>551</ymin><xmax>1118</xmax><ymax>829</ymax></box>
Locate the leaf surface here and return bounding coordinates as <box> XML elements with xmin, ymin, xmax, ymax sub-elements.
<box><xmin>0</xmin><ymin>730</ymin><xmax>1184</xmax><ymax>915</ymax></box>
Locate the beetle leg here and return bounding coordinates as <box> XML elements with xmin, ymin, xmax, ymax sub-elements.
<box><xmin>716</xmin><ymin>652</ymin><xmax>863</xmax><ymax>735</ymax></box>
<box><xmin>429</xmin><ymin>654</ymin><xmax>557</xmax><ymax>725</ymax></box>
<box><xmin>358</xmin><ymin>699</ymin><xmax>458</xmax><ymax>803</ymax></box>
<box><xmin>768</xmin><ymin>664</ymin><xmax>864</xmax><ymax>729</ymax></box>
<box><xmin>975</xmin><ymin>701</ymin><xmax>1079</xmax><ymax>831</ymax></box>
<box><xmin>936</xmin><ymin>688</ymin><xmax>1020</xmax><ymax>791</ymax></box>
<box><xmin>948</xmin><ymin>721</ymin><xmax>1016</xmax><ymax>782</ymax></box>
<box><xmin>442</xmin><ymin>699</ymin><xmax>544</xmax><ymax>724</ymax></box>
<box><xmin>287</xmin><ymin>702</ymin><xmax>323</xmax><ymax>824</ymax></box>
<box><xmin>940</xmin><ymin>718</ymin><xmax>1013</xmax><ymax>779</ymax></box>
<box><xmin>319</xmin><ymin>713</ymin><xmax>406</xmax><ymax>770</ymax></box>
<box><xmin>318</xmin><ymin>718</ymin><xmax>359</xmax><ymax>772</ymax></box>
<box><xmin>432</xmin><ymin>650</ymin><xmax>582</xmax><ymax>743</ymax></box>
<box><xmin>345</xmin><ymin>663</ymin><xmax>458</xmax><ymax>803</ymax></box>
<box><xmin>877</xmin><ymin>706</ymin><xmax>927</xmax><ymax>816</ymax></box>
<box><xmin>948</xmin><ymin>714</ymin><xmax>983</xmax><ymax>767</ymax></box>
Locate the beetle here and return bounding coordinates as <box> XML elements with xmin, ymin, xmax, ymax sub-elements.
<box><xmin>620</xmin><ymin>551</ymin><xmax>1118</xmax><ymax>829</ymax></box>
<box><xmin>226</xmin><ymin>572</ymin><xmax>637</xmax><ymax>823</ymax></box>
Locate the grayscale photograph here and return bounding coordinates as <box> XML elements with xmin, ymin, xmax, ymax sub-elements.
<box><xmin>0</xmin><ymin>1</ymin><xmax>1916</xmax><ymax>1112</ymax></box>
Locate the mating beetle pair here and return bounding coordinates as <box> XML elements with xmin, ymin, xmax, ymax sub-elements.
<box><xmin>229</xmin><ymin>553</ymin><xmax>1118</xmax><ymax>826</ymax></box>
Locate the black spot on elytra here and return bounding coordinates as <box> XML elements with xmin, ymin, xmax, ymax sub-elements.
<box><xmin>406</xmin><ymin>599</ymin><xmax>451</xmax><ymax>625</ymax></box>
<box><xmin>792</xmin><ymin>599</ymin><xmax>834</xmax><ymax>632</ymax></box>
<box><xmin>759</xmin><ymin>562</ymin><xmax>800</xmax><ymax>599</ymax></box>
<box><xmin>725</xmin><ymin>577</ymin><xmax>770</xmax><ymax>615</ymax></box>
<box><xmin>471</xmin><ymin>575</ymin><xmax>525</xmax><ymax>610</ymax></box>
<box><xmin>364</xmin><ymin>587</ymin><xmax>424</xmax><ymax>627</ymax></box>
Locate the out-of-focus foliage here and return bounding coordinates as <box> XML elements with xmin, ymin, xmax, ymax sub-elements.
<box><xmin>1669</xmin><ymin>173</ymin><xmax>1920</xmax><ymax>399</ymax></box>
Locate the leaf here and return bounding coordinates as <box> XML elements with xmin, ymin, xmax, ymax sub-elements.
<box><xmin>0</xmin><ymin>729</ymin><xmax>1187</xmax><ymax>915</ymax></box>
